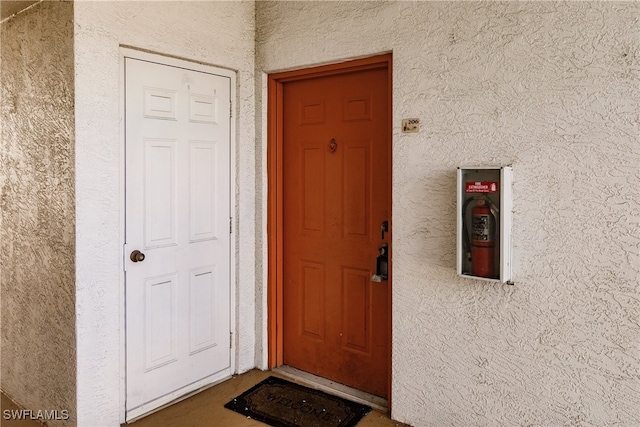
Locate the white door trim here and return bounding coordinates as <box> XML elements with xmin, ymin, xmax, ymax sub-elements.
<box><xmin>118</xmin><ymin>47</ymin><xmax>237</xmax><ymax>423</ymax></box>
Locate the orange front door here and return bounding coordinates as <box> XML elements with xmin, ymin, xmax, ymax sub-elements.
<box><xmin>282</xmin><ymin>65</ymin><xmax>390</xmax><ymax>398</ymax></box>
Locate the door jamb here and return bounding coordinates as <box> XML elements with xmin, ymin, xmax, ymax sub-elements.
<box><xmin>119</xmin><ymin>47</ymin><xmax>238</xmax><ymax>422</ymax></box>
<box><xmin>267</xmin><ymin>53</ymin><xmax>393</xmax><ymax>404</ymax></box>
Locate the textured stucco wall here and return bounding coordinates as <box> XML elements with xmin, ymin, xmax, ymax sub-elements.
<box><xmin>0</xmin><ymin>2</ymin><xmax>76</xmax><ymax>426</ymax></box>
<box><xmin>73</xmin><ymin>1</ymin><xmax>255</xmax><ymax>425</ymax></box>
<box><xmin>256</xmin><ymin>2</ymin><xmax>640</xmax><ymax>426</ymax></box>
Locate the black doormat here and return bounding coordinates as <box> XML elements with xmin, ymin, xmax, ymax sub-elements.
<box><xmin>224</xmin><ymin>376</ymin><xmax>371</xmax><ymax>427</ymax></box>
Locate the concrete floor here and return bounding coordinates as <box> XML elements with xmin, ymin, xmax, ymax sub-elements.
<box><xmin>1</xmin><ymin>369</ymin><xmax>408</xmax><ymax>427</ymax></box>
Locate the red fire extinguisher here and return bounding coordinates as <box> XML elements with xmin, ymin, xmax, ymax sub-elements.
<box><xmin>470</xmin><ymin>199</ymin><xmax>496</xmax><ymax>278</ymax></box>
<box><xmin>462</xmin><ymin>196</ymin><xmax>498</xmax><ymax>279</ymax></box>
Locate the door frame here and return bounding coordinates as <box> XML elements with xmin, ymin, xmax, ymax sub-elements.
<box><xmin>267</xmin><ymin>53</ymin><xmax>393</xmax><ymax>402</ymax></box>
<box><xmin>119</xmin><ymin>47</ymin><xmax>238</xmax><ymax>422</ymax></box>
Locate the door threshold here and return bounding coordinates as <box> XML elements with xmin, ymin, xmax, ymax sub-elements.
<box><xmin>273</xmin><ymin>366</ymin><xmax>388</xmax><ymax>413</ymax></box>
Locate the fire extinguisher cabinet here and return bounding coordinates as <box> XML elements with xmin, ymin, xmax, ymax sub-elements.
<box><xmin>457</xmin><ymin>166</ymin><xmax>513</xmax><ymax>283</ymax></box>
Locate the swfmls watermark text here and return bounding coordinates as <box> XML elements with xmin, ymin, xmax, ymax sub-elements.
<box><xmin>3</xmin><ymin>409</ymin><xmax>70</xmax><ymax>421</ymax></box>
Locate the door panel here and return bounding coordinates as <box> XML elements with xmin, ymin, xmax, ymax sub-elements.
<box><xmin>300</xmin><ymin>144</ymin><xmax>326</xmax><ymax>234</ymax></box>
<box><xmin>342</xmin><ymin>267</ymin><xmax>371</xmax><ymax>353</ymax></box>
<box><xmin>125</xmin><ymin>57</ymin><xmax>231</xmax><ymax>420</ymax></box>
<box><xmin>144</xmin><ymin>273</ymin><xmax>177</xmax><ymax>370</ymax></box>
<box><xmin>343</xmin><ymin>142</ymin><xmax>371</xmax><ymax>238</ymax></box>
<box><xmin>300</xmin><ymin>260</ymin><xmax>326</xmax><ymax>340</ymax></box>
<box><xmin>189</xmin><ymin>265</ymin><xmax>219</xmax><ymax>354</ymax></box>
<box><xmin>282</xmin><ymin>67</ymin><xmax>390</xmax><ymax>398</ymax></box>
<box><xmin>144</xmin><ymin>138</ymin><xmax>177</xmax><ymax>247</ymax></box>
<box><xmin>189</xmin><ymin>141</ymin><xmax>218</xmax><ymax>241</ymax></box>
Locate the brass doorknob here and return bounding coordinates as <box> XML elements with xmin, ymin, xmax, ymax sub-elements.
<box><xmin>130</xmin><ymin>250</ymin><xmax>145</xmax><ymax>263</ymax></box>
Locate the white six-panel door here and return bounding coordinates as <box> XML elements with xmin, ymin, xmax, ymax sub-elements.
<box><xmin>125</xmin><ymin>57</ymin><xmax>232</xmax><ymax>421</ymax></box>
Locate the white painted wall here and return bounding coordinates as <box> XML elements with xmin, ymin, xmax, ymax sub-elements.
<box><xmin>256</xmin><ymin>2</ymin><xmax>640</xmax><ymax>426</ymax></box>
<box><xmin>74</xmin><ymin>2</ymin><xmax>256</xmax><ymax>425</ymax></box>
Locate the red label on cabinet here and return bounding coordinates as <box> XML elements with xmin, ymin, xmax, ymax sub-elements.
<box><xmin>466</xmin><ymin>182</ymin><xmax>499</xmax><ymax>193</ymax></box>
